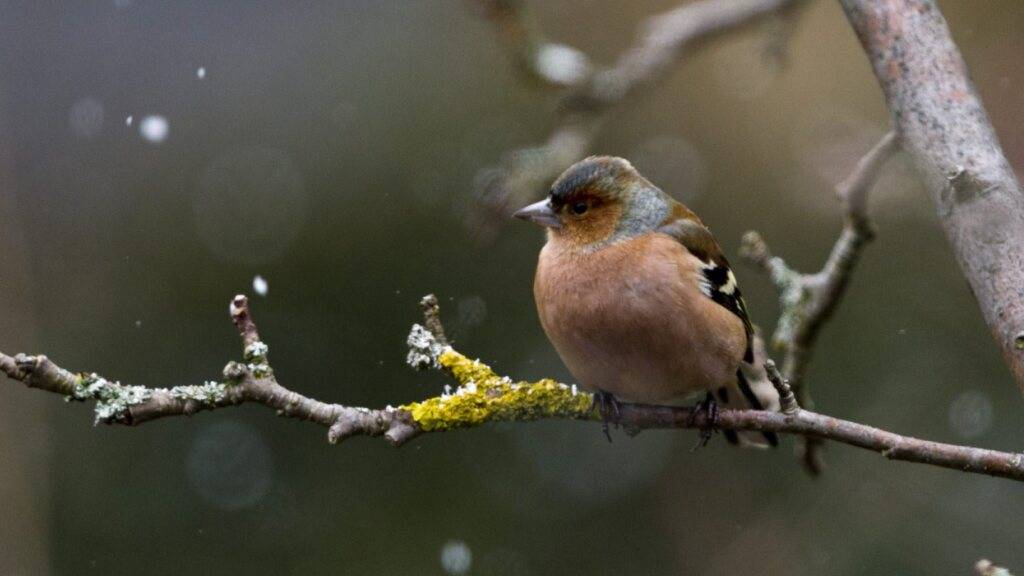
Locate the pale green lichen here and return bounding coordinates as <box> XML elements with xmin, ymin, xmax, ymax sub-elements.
<box><xmin>400</xmin><ymin>349</ymin><xmax>594</xmax><ymax>431</ymax></box>
<box><xmin>66</xmin><ymin>373</ymin><xmax>230</xmax><ymax>424</ymax></box>
<box><xmin>406</xmin><ymin>324</ymin><xmax>446</xmax><ymax>369</ymax></box>
<box><xmin>67</xmin><ymin>373</ymin><xmax>153</xmax><ymax>425</ymax></box>
<box><xmin>770</xmin><ymin>260</ymin><xmax>810</xmax><ymax>349</ymax></box>
<box><xmin>244</xmin><ymin>341</ymin><xmax>269</xmax><ymax>360</ymax></box>
<box><xmin>247</xmin><ymin>362</ymin><xmax>271</xmax><ymax>377</ymax></box>
<box><xmin>169</xmin><ymin>381</ymin><xmax>228</xmax><ymax>405</ymax></box>
<box><xmin>243</xmin><ymin>341</ymin><xmax>271</xmax><ymax>376</ymax></box>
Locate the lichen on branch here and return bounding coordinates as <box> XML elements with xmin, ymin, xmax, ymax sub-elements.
<box><xmin>68</xmin><ymin>372</ymin><xmax>229</xmax><ymax>424</ymax></box>
<box><xmin>402</xmin><ymin>346</ymin><xmax>593</xmax><ymax>432</ymax></box>
<box><xmin>740</xmin><ymin>130</ymin><xmax>899</xmax><ymax>475</ymax></box>
<box><xmin>5</xmin><ymin>293</ymin><xmax>1024</xmax><ymax>483</ymax></box>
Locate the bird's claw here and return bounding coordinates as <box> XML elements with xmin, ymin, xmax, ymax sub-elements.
<box><xmin>591</xmin><ymin>390</ymin><xmax>621</xmax><ymax>443</ymax></box>
<box><xmin>689</xmin><ymin>392</ymin><xmax>720</xmax><ymax>450</ymax></box>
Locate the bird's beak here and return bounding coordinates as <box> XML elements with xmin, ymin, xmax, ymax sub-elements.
<box><xmin>513</xmin><ymin>199</ymin><xmax>562</xmax><ymax>229</ymax></box>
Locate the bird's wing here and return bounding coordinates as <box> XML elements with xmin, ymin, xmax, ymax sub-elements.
<box><xmin>656</xmin><ymin>207</ymin><xmax>755</xmax><ymax>364</ymax></box>
<box><xmin>657</xmin><ymin>203</ymin><xmax>778</xmax><ymax>447</ymax></box>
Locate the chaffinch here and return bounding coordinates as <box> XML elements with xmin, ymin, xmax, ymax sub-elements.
<box><xmin>514</xmin><ymin>156</ymin><xmax>779</xmax><ymax>446</ymax></box>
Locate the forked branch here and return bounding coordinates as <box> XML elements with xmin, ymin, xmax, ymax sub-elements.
<box><xmin>5</xmin><ymin>292</ymin><xmax>1024</xmax><ymax>482</ymax></box>
<box><xmin>740</xmin><ymin>130</ymin><xmax>900</xmax><ymax>475</ymax></box>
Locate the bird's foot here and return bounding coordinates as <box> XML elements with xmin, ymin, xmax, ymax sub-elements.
<box><xmin>590</xmin><ymin>390</ymin><xmax>621</xmax><ymax>443</ymax></box>
<box><xmin>688</xmin><ymin>392</ymin><xmax>720</xmax><ymax>450</ymax></box>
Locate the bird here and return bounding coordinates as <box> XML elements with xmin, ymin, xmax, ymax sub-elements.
<box><xmin>513</xmin><ymin>155</ymin><xmax>779</xmax><ymax>447</ymax></box>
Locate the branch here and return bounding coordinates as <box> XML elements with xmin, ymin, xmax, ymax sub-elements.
<box><xmin>471</xmin><ymin>0</ymin><xmax>592</xmax><ymax>89</ymax></box>
<box><xmin>6</xmin><ymin>293</ymin><xmax>1024</xmax><ymax>483</ymax></box>
<box><xmin>472</xmin><ymin>0</ymin><xmax>809</xmax><ymax>236</ymax></box>
<box><xmin>741</xmin><ymin>130</ymin><xmax>900</xmax><ymax>475</ymax></box>
<box><xmin>575</xmin><ymin>0</ymin><xmax>804</xmax><ymax>107</ymax></box>
<box><xmin>840</xmin><ymin>0</ymin><xmax>1024</xmax><ymax>389</ymax></box>
<box><xmin>1</xmin><ymin>295</ymin><xmax>419</xmax><ymax>445</ymax></box>
<box><xmin>977</xmin><ymin>560</ymin><xmax>1017</xmax><ymax>576</ymax></box>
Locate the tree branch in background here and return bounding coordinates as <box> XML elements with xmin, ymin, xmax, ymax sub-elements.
<box><xmin>471</xmin><ymin>0</ymin><xmax>809</xmax><ymax>237</ymax></box>
<box><xmin>471</xmin><ymin>0</ymin><xmax>592</xmax><ymax>89</ymax></box>
<box><xmin>6</xmin><ymin>293</ymin><xmax>1024</xmax><ymax>482</ymax></box>
<box><xmin>740</xmin><ymin>130</ymin><xmax>900</xmax><ymax>475</ymax></box>
<box><xmin>977</xmin><ymin>560</ymin><xmax>1017</xmax><ymax>576</ymax></box>
<box><xmin>840</xmin><ymin>0</ymin><xmax>1024</xmax><ymax>389</ymax></box>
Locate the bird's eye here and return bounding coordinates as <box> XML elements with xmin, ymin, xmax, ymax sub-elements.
<box><xmin>571</xmin><ymin>202</ymin><xmax>588</xmax><ymax>215</ymax></box>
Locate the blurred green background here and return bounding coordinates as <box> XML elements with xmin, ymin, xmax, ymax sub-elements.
<box><xmin>2</xmin><ymin>1</ymin><xmax>1023</xmax><ymax>574</ymax></box>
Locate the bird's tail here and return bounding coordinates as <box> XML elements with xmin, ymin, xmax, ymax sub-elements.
<box><xmin>716</xmin><ymin>367</ymin><xmax>780</xmax><ymax>448</ymax></box>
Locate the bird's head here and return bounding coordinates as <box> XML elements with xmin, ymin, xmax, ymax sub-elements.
<box><xmin>513</xmin><ymin>156</ymin><xmax>664</xmax><ymax>247</ymax></box>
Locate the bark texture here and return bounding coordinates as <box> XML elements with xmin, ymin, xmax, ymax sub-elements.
<box><xmin>841</xmin><ymin>0</ymin><xmax>1024</xmax><ymax>388</ymax></box>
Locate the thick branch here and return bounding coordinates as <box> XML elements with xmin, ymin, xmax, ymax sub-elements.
<box><xmin>6</xmin><ymin>293</ymin><xmax>1024</xmax><ymax>483</ymax></box>
<box><xmin>841</xmin><ymin>0</ymin><xmax>1024</xmax><ymax>388</ymax></box>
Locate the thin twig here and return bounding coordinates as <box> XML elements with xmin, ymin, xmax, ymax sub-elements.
<box><xmin>765</xmin><ymin>359</ymin><xmax>799</xmax><ymax>415</ymax></box>
<box><xmin>5</xmin><ymin>293</ymin><xmax>1024</xmax><ymax>483</ymax></box>
<box><xmin>0</xmin><ymin>296</ymin><xmax>418</xmax><ymax>445</ymax></box>
<box><xmin>419</xmin><ymin>294</ymin><xmax>450</xmax><ymax>348</ymax></box>
<box><xmin>740</xmin><ymin>130</ymin><xmax>900</xmax><ymax>475</ymax></box>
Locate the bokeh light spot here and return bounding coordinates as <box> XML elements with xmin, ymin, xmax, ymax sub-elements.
<box><xmin>454</xmin><ymin>294</ymin><xmax>488</xmax><ymax>336</ymax></box>
<box><xmin>186</xmin><ymin>420</ymin><xmax>273</xmax><ymax>510</ymax></box>
<box><xmin>440</xmin><ymin>540</ymin><xmax>473</xmax><ymax>575</ymax></box>
<box><xmin>138</xmin><ymin>115</ymin><xmax>169</xmax><ymax>144</ymax></box>
<box><xmin>69</xmin><ymin>97</ymin><xmax>104</xmax><ymax>138</ymax></box>
<box><xmin>948</xmin><ymin>390</ymin><xmax>994</xmax><ymax>440</ymax></box>
<box><xmin>253</xmin><ymin>275</ymin><xmax>269</xmax><ymax>297</ymax></box>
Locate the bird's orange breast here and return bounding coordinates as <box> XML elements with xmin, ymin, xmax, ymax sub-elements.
<box><xmin>534</xmin><ymin>232</ymin><xmax>746</xmax><ymax>403</ymax></box>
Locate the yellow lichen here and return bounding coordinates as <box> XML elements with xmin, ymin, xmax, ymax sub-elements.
<box><xmin>400</xmin><ymin>349</ymin><xmax>595</xmax><ymax>431</ymax></box>
<box><xmin>438</xmin><ymin>349</ymin><xmax>498</xmax><ymax>386</ymax></box>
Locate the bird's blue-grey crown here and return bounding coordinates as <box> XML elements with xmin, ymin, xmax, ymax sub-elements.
<box><xmin>549</xmin><ymin>156</ymin><xmax>671</xmax><ymax>237</ymax></box>
<box><xmin>548</xmin><ymin>156</ymin><xmax>640</xmax><ymax>207</ymax></box>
